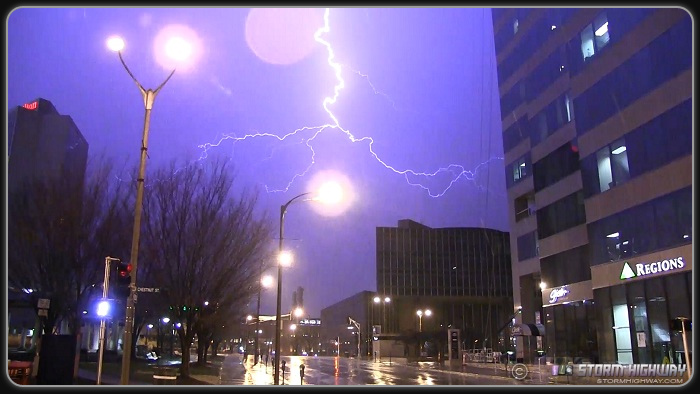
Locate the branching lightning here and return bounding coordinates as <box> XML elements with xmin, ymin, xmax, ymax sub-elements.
<box><xmin>197</xmin><ymin>8</ymin><xmax>503</xmax><ymax>198</ymax></box>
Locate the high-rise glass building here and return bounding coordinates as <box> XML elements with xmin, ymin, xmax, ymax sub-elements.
<box><xmin>376</xmin><ymin>219</ymin><xmax>512</xmax><ymax>351</ymax></box>
<box><xmin>492</xmin><ymin>8</ymin><xmax>691</xmax><ymax>365</ymax></box>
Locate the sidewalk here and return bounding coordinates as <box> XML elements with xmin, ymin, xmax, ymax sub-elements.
<box><xmin>218</xmin><ymin>354</ymin><xmax>275</xmax><ymax>385</ymax></box>
<box><xmin>75</xmin><ymin>368</ymin><xmax>153</xmax><ymax>385</ymax></box>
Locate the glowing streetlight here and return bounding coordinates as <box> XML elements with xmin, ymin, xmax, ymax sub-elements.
<box><xmin>373</xmin><ymin>295</ymin><xmax>391</xmax><ymax>334</ymax></box>
<box><xmin>294</xmin><ymin>307</ymin><xmax>304</xmax><ymax>318</ymax></box>
<box><xmin>416</xmin><ymin>309</ymin><xmax>432</xmax><ymax>332</ymax></box>
<box><xmin>273</xmin><ymin>180</ymin><xmax>348</xmax><ymax>385</ymax></box>
<box><xmin>261</xmin><ymin>275</ymin><xmax>274</xmax><ymax>288</ymax></box>
<box><xmin>254</xmin><ymin>273</ymin><xmax>275</xmax><ymax>365</ymax></box>
<box><xmin>278</xmin><ymin>251</ymin><xmax>293</xmax><ymax>267</ymax></box>
<box><xmin>108</xmin><ymin>33</ymin><xmax>195</xmax><ymax>385</ymax></box>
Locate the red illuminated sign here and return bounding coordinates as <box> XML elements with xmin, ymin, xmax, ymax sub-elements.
<box><xmin>22</xmin><ymin>101</ymin><xmax>38</xmax><ymax>111</ymax></box>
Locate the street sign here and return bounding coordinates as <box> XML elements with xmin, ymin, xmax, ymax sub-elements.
<box><xmin>37</xmin><ymin>298</ymin><xmax>50</xmax><ymax>309</ymax></box>
<box><xmin>137</xmin><ymin>287</ymin><xmax>160</xmax><ymax>293</ymax></box>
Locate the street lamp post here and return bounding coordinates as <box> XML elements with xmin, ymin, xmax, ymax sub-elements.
<box><xmin>373</xmin><ymin>296</ymin><xmax>391</xmax><ymax>333</ymax></box>
<box><xmin>416</xmin><ymin>309</ymin><xmax>431</xmax><ymax>357</ymax></box>
<box><xmin>97</xmin><ymin>256</ymin><xmax>120</xmax><ymax>385</ymax></box>
<box><xmin>254</xmin><ymin>264</ymin><xmax>263</xmax><ymax>365</ymax></box>
<box><xmin>274</xmin><ymin>192</ymin><xmax>311</xmax><ymax>385</ymax></box>
<box><xmin>255</xmin><ymin>273</ymin><xmax>273</xmax><ymax>366</ymax></box>
<box><xmin>348</xmin><ymin>316</ymin><xmax>361</xmax><ymax>359</ymax></box>
<box><xmin>107</xmin><ymin>36</ymin><xmax>180</xmax><ymax>385</ymax></box>
<box><xmin>416</xmin><ymin>309</ymin><xmax>431</xmax><ymax>332</ymax></box>
<box><xmin>273</xmin><ymin>181</ymin><xmax>346</xmax><ymax>384</ymax></box>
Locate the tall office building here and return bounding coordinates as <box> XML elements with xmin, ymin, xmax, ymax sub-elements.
<box><xmin>376</xmin><ymin>219</ymin><xmax>512</xmax><ymax>350</ymax></box>
<box><xmin>492</xmin><ymin>8</ymin><xmax>691</xmax><ymax>364</ymax></box>
<box><xmin>7</xmin><ymin>97</ymin><xmax>90</xmax><ymax>350</ymax></box>
<box><xmin>8</xmin><ymin>97</ymin><xmax>89</xmax><ymax>194</ymax></box>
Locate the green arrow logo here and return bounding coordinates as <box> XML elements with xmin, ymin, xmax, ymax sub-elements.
<box><xmin>620</xmin><ymin>262</ymin><xmax>636</xmax><ymax>280</ymax></box>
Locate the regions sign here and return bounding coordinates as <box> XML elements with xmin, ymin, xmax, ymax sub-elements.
<box><xmin>620</xmin><ymin>257</ymin><xmax>685</xmax><ymax>280</ymax></box>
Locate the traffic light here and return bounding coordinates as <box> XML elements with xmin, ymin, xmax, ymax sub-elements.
<box><xmin>114</xmin><ymin>261</ymin><xmax>132</xmax><ymax>298</ymax></box>
<box><xmin>116</xmin><ymin>261</ymin><xmax>132</xmax><ymax>284</ymax></box>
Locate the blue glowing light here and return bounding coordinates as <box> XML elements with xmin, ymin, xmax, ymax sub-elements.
<box><xmin>96</xmin><ymin>300</ymin><xmax>111</xmax><ymax>317</ymax></box>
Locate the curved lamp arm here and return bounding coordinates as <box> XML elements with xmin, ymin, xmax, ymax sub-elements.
<box><xmin>117</xmin><ymin>51</ymin><xmax>176</xmax><ymax>109</ymax></box>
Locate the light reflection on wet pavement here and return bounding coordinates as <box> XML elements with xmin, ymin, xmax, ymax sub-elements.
<box><xmin>219</xmin><ymin>355</ymin><xmax>539</xmax><ymax>386</ymax></box>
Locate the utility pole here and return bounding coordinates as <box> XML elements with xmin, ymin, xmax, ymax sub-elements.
<box><xmin>97</xmin><ymin>257</ymin><xmax>120</xmax><ymax>385</ymax></box>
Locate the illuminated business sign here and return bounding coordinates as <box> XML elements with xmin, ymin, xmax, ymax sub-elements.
<box><xmin>299</xmin><ymin>318</ymin><xmax>321</xmax><ymax>326</ymax></box>
<box><xmin>542</xmin><ymin>280</ymin><xmax>593</xmax><ymax>307</ymax></box>
<box><xmin>619</xmin><ymin>257</ymin><xmax>685</xmax><ymax>280</ymax></box>
<box><xmin>22</xmin><ymin>101</ymin><xmax>38</xmax><ymax>111</ymax></box>
<box><xmin>549</xmin><ymin>286</ymin><xmax>570</xmax><ymax>304</ymax></box>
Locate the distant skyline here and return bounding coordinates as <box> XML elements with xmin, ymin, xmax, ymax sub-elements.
<box><xmin>7</xmin><ymin>7</ymin><xmax>507</xmax><ymax>317</ymax></box>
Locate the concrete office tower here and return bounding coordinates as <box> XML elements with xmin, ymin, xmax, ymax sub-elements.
<box><xmin>492</xmin><ymin>8</ymin><xmax>691</xmax><ymax>364</ymax></box>
<box><xmin>8</xmin><ymin>97</ymin><xmax>88</xmax><ymax>194</ymax></box>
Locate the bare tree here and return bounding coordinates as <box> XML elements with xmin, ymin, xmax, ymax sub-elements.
<box><xmin>8</xmin><ymin>158</ymin><xmax>132</xmax><ymax>371</ymax></box>
<box><xmin>141</xmin><ymin>159</ymin><xmax>272</xmax><ymax>376</ymax></box>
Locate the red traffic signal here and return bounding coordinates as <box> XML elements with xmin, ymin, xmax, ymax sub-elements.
<box><xmin>117</xmin><ymin>262</ymin><xmax>132</xmax><ymax>282</ymax></box>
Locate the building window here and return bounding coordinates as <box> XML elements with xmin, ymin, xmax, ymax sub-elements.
<box><xmin>506</xmin><ymin>153</ymin><xmax>531</xmax><ymax>188</ymax></box>
<box><xmin>588</xmin><ymin>187</ymin><xmax>691</xmax><ymax>266</ymax></box>
<box><xmin>513</xmin><ymin>18</ymin><xmax>519</xmax><ymax>34</ymax></box>
<box><xmin>533</xmin><ymin>141</ymin><xmax>580</xmax><ymax>191</ymax></box>
<box><xmin>513</xmin><ymin>156</ymin><xmax>527</xmax><ymax>182</ymax></box>
<box><xmin>580</xmin><ymin>12</ymin><xmax>610</xmax><ymax>61</ymax></box>
<box><xmin>596</xmin><ymin>138</ymin><xmax>630</xmax><ymax>193</ymax></box>
<box><xmin>530</xmin><ymin>93</ymin><xmax>574</xmax><ymax>146</ymax></box>
<box><xmin>536</xmin><ymin>191</ymin><xmax>587</xmax><ymax>239</ymax></box>
<box><xmin>514</xmin><ymin>192</ymin><xmax>535</xmax><ymax>222</ymax></box>
<box><xmin>517</xmin><ymin>230</ymin><xmax>539</xmax><ymax>261</ymax></box>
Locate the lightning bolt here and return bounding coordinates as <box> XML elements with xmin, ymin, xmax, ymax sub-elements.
<box><xmin>197</xmin><ymin>8</ymin><xmax>503</xmax><ymax>198</ymax></box>
<box><xmin>341</xmin><ymin>63</ymin><xmax>401</xmax><ymax>112</ymax></box>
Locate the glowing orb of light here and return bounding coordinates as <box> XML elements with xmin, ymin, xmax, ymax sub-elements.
<box><xmin>307</xmin><ymin>170</ymin><xmax>354</xmax><ymax>217</ymax></box>
<box><xmin>153</xmin><ymin>24</ymin><xmax>202</xmax><ymax>72</ymax></box>
<box><xmin>261</xmin><ymin>275</ymin><xmax>274</xmax><ymax>288</ymax></box>
<box><xmin>106</xmin><ymin>35</ymin><xmax>125</xmax><ymax>52</ymax></box>
<box><xmin>317</xmin><ymin>181</ymin><xmax>343</xmax><ymax>206</ymax></box>
<box><xmin>164</xmin><ymin>36</ymin><xmax>192</xmax><ymax>62</ymax></box>
<box><xmin>279</xmin><ymin>250</ymin><xmax>293</xmax><ymax>267</ymax></box>
<box><xmin>244</xmin><ymin>8</ymin><xmax>324</xmax><ymax>65</ymax></box>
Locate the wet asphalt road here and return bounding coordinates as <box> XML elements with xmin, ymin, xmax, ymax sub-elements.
<box><xmin>224</xmin><ymin>355</ymin><xmax>538</xmax><ymax>385</ymax></box>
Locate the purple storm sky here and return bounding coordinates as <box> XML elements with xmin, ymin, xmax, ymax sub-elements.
<box><xmin>7</xmin><ymin>7</ymin><xmax>507</xmax><ymax>318</ymax></box>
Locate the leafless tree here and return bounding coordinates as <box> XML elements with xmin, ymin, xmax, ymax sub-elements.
<box><xmin>8</xmin><ymin>157</ymin><xmax>132</xmax><ymax>366</ymax></box>
<box><xmin>140</xmin><ymin>159</ymin><xmax>273</xmax><ymax>376</ymax></box>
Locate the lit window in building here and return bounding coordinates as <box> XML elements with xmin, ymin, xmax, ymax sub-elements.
<box><xmin>606</xmin><ymin>232</ymin><xmax>621</xmax><ymax>261</ymax></box>
<box><xmin>580</xmin><ymin>12</ymin><xmax>610</xmax><ymax>61</ymax></box>
<box><xmin>513</xmin><ymin>157</ymin><xmax>527</xmax><ymax>182</ymax></box>
<box><xmin>596</xmin><ymin>137</ymin><xmax>630</xmax><ymax>192</ymax></box>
